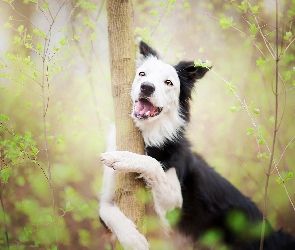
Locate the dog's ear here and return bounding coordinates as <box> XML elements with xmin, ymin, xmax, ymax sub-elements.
<box><xmin>137</xmin><ymin>38</ymin><xmax>159</xmax><ymax>58</ymax></box>
<box><xmin>175</xmin><ymin>61</ymin><xmax>211</xmax><ymax>122</ymax></box>
<box><xmin>174</xmin><ymin>61</ymin><xmax>210</xmax><ymax>82</ymax></box>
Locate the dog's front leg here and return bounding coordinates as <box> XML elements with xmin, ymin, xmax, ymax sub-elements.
<box><xmin>99</xmin><ymin>165</ymin><xmax>149</xmax><ymax>250</ymax></box>
<box><xmin>101</xmin><ymin>151</ymin><xmax>183</xmax><ymax>228</ymax></box>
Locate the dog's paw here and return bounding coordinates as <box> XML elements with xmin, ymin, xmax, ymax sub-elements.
<box><xmin>117</xmin><ymin>226</ymin><xmax>149</xmax><ymax>250</ymax></box>
<box><xmin>100</xmin><ymin>151</ymin><xmax>158</xmax><ymax>174</ymax></box>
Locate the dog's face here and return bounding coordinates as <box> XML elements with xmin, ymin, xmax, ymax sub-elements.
<box><xmin>131</xmin><ymin>56</ymin><xmax>180</xmax><ymax>121</ymax></box>
<box><xmin>131</xmin><ymin>39</ymin><xmax>210</xmax><ymax>147</ymax></box>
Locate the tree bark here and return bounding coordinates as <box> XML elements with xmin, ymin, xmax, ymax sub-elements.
<box><xmin>106</xmin><ymin>0</ymin><xmax>147</xmax><ymax>249</ymax></box>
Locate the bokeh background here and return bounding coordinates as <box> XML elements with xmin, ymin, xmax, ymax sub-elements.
<box><xmin>0</xmin><ymin>0</ymin><xmax>294</xmax><ymax>249</ymax></box>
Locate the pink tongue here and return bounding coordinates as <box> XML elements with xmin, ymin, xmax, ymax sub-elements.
<box><xmin>134</xmin><ymin>99</ymin><xmax>154</xmax><ymax>116</ymax></box>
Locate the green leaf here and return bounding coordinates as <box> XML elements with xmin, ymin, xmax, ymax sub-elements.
<box><xmin>32</xmin><ymin>146</ymin><xmax>39</xmax><ymax>155</ymax></box>
<box><xmin>17</xmin><ymin>25</ymin><xmax>24</xmax><ymax>33</ymax></box>
<box><xmin>59</xmin><ymin>37</ymin><xmax>67</xmax><ymax>46</ymax></box>
<box><xmin>257</xmin><ymin>152</ymin><xmax>268</xmax><ymax>158</ymax></box>
<box><xmin>36</xmin><ymin>42</ymin><xmax>43</xmax><ymax>52</ymax></box>
<box><xmin>13</xmin><ymin>36</ymin><xmax>21</xmax><ymax>44</ymax></box>
<box><xmin>247</xmin><ymin>128</ymin><xmax>254</xmax><ymax>135</ymax></box>
<box><xmin>166</xmin><ymin>208</ymin><xmax>181</xmax><ymax>227</ymax></box>
<box><xmin>276</xmin><ymin>177</ymin><xmax>282</xmax><ymax>184</ymax></box>
<box><xmin>0</xmin><ymin>73</ymin><xmax>11</xmax><ymax>78</ymax></box>
<box><xmin>25</xmin><ymin>43</ymin><xmax>33</xmax><ymax>49</ymax></box>
<box><xmin>183</xmin><ymin>2</ymin><xmax>190</xmax><ymax>9</ymax></box>
<box><xmin>57</xmin><ymin>137</ymin><xmax>64</xmax><ymax>145</ymax></box>
<box><xmin>230</xmin><ymin>104</ymin><xmax>241</xmax><ymax>113</ymax></box>
<box><xmin>45</xmin><ymin>215</ymin><xmax>53</xmax><ymax>222</ymax></box>
<box><xmin>65</xmin><ymin>201</ymin><xmax>74</xmax><ymax>212</ymax></box>
<box><xmin>33</xmin><ymin>28</ymin><xmax>46</xmax><ymax>38</ymax></box>
<box><xmin>238</xmin><ymin>0</ymin><xmax>248</xmax><ymax>13</ymax></box>
<box><xmin>24</xmin><ymin>56</ymin><xmax>32</xmax><ymax>65</ymax></box>
<box><xmin>283</xmin><ymin>31</ymin><xmax>292</xmax><ymax>41</ymax></box>
<box><xmin>250</xmin><ymin>5</ymin><xmax>259</xmax><ymax>14</ymax></box>
<box><xmin>53</xmin><ymin>45</ymin><xmax>59</xmax><ymax>52</ymax></box>
<box><xmin>24</xmin><ymin>227</ymin><xmax>32</xmax><ymax>236</ymax></box>
<box><xmin>277</xmin><ymin>171</ymin><xmax>294</xmax><ymax>185</ymax></box>
<box><xmin>256</xmin><ymin>57</ymin><xmax>267</xmax><ymax>68</ymax></box>
<box><xmin>252</xmin><ymin>108</ymin><xmax>260</xmax><ymax>115</ymax></box>
<box><xmin>0</xmin><ymin>114</ymin><xmax>9</xmax><ymax>121</ymax></box>
<box><xmin>287</xmin><ymin>172</ymin><xmax>294</xmax><ymax>179</ymax></box>
<box><xmin>220</xmin><ymin>17</ymin><xmax>234</xmax><ymax>29</ymax></box>
<box><xmin>42</xmin><ymin>2</ymin><xmax>49</xmax><ymax>9</ymax></box>
<box><xmin>82</xmin><ymin>204</ymin><xmax>89</xmax><ymax>210</ymax></box>
<box><xmin>90</xmin><ymin>33</ymin><xmax>97</xmax><ymax>40</ymax></box>
<box><xmin>194</xmin><ymin>59</ymin><xmax>212</xmax><ymax>69</ymax></box>
<box><xmin>284</xmin><ymin>71</ymin><xmax>291</xmax><ymax>82</ymax></box>
<box><xmin>225</xmin><ymin>81</ymin><xmax>236</xmax><ymax>94</ymax></box>
<box><xmin>269</xmin><ymin>116</ymin><xmax>275</xmax><ymax>124</ymax></box>
<box><xmin>1</xmin><ymin>169</ymin><xmax>10</xmax><ymax>182</ymax></box>
<box><xmin>249</xmin><ymin>24</ymin><xmax>258</xmax><ymax>37</ymax></box>
<box><xmin>78</xmin><ymin>1</ymin><xmax>97</xmax><ymax>10</ymax></box>
<box><xmin>4</xmin><ymin>22</ymin><xmax>12</xmax><ymax>29</ymax></box>
<box><xmin>51</xmin><ymin>245</ymin><xmax>58</xmax><ymax>250</ymax></box>
<box><xmin>149</xmin><ymin>10</ymin><xmax>159</xmax><ymax>17</ymax></box>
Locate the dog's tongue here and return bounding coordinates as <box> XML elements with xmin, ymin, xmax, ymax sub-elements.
<box><xmin>134</xmin><ymin>99</ymin><xmax>155</xmax><ymax>118</ymax></box>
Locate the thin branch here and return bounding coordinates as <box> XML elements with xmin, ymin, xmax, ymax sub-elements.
<box><xmin>5</xmin><ymin>2</ymin><xmax>38</xmax><ymax>29</ymax></box>
<box><xmin>276</xmin><ymin>136</ymin><xmax>295</xmax><ymax>167</ymax></box>
<box><xmin>0</xmin><ymin>123</ymin><xmax>49</xmax><ymax>184</ymax></box>
<box><xmin>245</xmin><ymin>0</ymin><xmax>276</xmax><ymax>59</ymax></box>
<box><xmin>223</xmin><ymin>0</ymin><xmax>274</xmax><ymax>27</ymax></box>
<box><xmin>40</xmin><ymin>11</ymin><xmax>59</xmax><ymax>246</ymax></box>
<box><xmin>0</xmin><ymin>148</ymin><xmax>10</xmax><ymax>250</ymax></box>
<box><xmin>44</xmin><ymin>0</ymin><xmax>70</xmax><ymax>63</ymax></box>
<box><xmin>51</xmin><ymin>1</ymin><xmax>78</xmax><ymax>37</ymax></box>
<box><xmin>150</xmin><ymin>0</ymin><xmax>172</xmax><ymax>40</ymax></box>
<box><xmin>206</xmin><ymin>13</ymin><xmax>269</xmax><ymax>61</ymax></box>
<box><xmin>281</xmin><ymin>36</ymin><xmax>295</xmax><ymax>56</ymax></box>
<box><xmin>279</xmin><ymin>86</ymin><xmax>295</xmax><ymax>94</ymax></box>
<box><xmin>260</xmin><ymin>0</ymin><xmax>280</xmax><ymax>248</ymax></box>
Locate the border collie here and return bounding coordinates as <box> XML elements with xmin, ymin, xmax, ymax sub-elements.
<box><xmin>99</xmin><ymin>39</ymin><xmax>295</xmax><ymax>250</ymax></box>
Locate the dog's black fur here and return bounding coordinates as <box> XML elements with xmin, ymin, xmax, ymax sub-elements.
<box><xmin>140</xmin><ymin>40</ymin><xmax>295</xmax><ymax>250</ymax></box>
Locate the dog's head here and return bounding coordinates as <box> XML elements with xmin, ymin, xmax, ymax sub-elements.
<box><xmin>131</xmin><ymin>39</ymin><xmax>210</xmax><ymax>147</ymax></box>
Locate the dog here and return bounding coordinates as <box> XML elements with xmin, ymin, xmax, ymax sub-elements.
<box><xmin>99</xmin><ymin>39</ymin><xmax>295</xmax><ymax>250</ymax></box>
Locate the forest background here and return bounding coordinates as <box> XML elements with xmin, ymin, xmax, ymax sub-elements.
<box><xmin>0</xmin><ymin>0</ymin><xmax>294</xmax><ymax>249</ymax></box>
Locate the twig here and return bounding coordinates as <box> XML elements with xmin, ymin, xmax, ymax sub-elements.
<box><xmin>259</xmin><ymin>0</ymin><xmax>280</xmax><ymax>248</ymax></box>
<box><xmin>206</xmin><ymin>13</ymin><xmax>268</xmax><ymax>61</ymax></box>
<box><xmin>0</xmin><ymin>148</ymin><xmax>10</xmax><ymax>250</ymax></box>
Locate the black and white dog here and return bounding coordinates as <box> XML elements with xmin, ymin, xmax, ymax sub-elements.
<box><xmin>99</xmin><ymin>40</ymin><xmax>295</xmax><ymax>250</ymax></box>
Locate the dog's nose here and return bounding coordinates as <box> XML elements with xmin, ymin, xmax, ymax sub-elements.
<box><xmin>140</xmin><ymin>82</ymin><xmax>155</xmax><ymax>96</ymax></box>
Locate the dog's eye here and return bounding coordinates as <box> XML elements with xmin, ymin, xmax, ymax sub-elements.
<box><xmin>139</xmin><ymin>72</ymin><xmax>145</xmax><ymax>77</ymax></box>
<box><xmin>165</xmin><ymin>80</ymin><xmax>173</xmax><ymax>86</ymax></box>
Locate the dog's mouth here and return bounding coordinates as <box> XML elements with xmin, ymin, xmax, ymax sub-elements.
<box><xmin>133</xmin><ymin>98</ymin><xmax>163</xmax><ymax>120</ymax></box>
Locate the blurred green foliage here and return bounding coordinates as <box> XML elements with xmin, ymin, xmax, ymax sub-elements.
<box><xmin>0</xmin><ymin>0</ymin><xmax>294</xmax><ymax>249</ymax></box>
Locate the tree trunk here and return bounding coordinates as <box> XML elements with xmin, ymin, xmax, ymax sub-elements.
<box><xmin>106</xmin><ymin>0</ymin><xmax>147</xmax><ymax>249</ymax></box>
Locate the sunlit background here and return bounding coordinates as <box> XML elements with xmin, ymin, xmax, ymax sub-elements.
<box><xmin>0</xmin><ymin>0</ymin><xmax>294</xmax><ymax>249</ymax></box>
